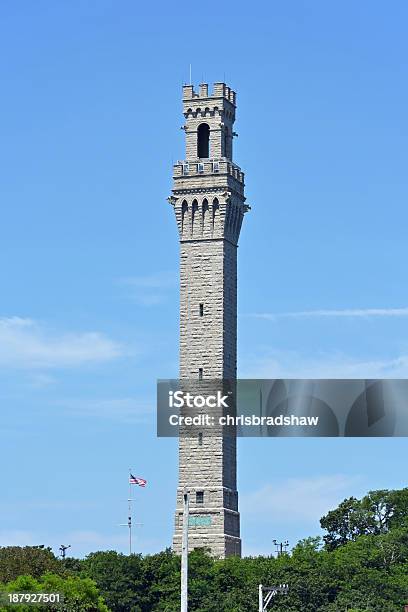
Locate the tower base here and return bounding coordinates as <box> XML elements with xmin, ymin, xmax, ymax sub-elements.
<box><xmin>173</xmin><ymin>532</ymin><xmax>241</xmax><ymax>559</ymax></box>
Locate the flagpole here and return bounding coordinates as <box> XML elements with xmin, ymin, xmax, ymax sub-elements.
<box><xmin>124</xmin><ymin>471</ymin><xmax>145</xmax><ymax>555</ymax></box>
<box><xmin>129</xmin><ymin>468</ymin><xmax>132</xmax><ymax>555</ymax></box>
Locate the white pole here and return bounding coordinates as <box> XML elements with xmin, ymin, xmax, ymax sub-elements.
<box><xmin>259</xmin><ymin>584</ymin><xmax>263</xmax><ymax>612</ymax></box>
<box><xmin>129</xmin><ymin>469</ymin><xmax>132</xmax><ymax>555</ymax></box>
<box><xmin>181</xmin><ymin>489</ymin><xmax>189</xmax><ymax>612</ymax></box>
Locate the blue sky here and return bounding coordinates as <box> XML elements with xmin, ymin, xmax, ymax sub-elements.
<box><xmin>1</xmin><ymin>0</ymin><xmax>408</xmax><ymax>557</ymax></box>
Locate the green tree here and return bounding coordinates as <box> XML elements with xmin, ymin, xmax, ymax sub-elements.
<box><xmin>0</xmin><ymin>573</ymin><xmax>108</xmax><ymax>611</ymax></box>
<box><xmin>0</xmin><ymin>547</ymin><xmax>62</xmax><ymax>583</ymax></box>
<box><xmin>81</xmin><ymin>550</ymin><xmax>144</xmax><ymax>611</ymax></box>
<box><xmin>141</xmin><ymin>548</ymin><xmax>180</xmax><ymax>611</ymax></box>
<box><xmin>320</xmin><ymin>488</ymin><xmax>408</xmax><ymax>550</ymax></box>
<box><xmin>3</xmin><ymin>487</ymin><xmax>408</xmax><ymax>611</ymax></box>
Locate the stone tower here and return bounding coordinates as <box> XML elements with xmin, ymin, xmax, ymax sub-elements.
<box><xmin>169</xmin><ymin>82</ymin><xmax>248</xmax><ymax>558</ymax></box>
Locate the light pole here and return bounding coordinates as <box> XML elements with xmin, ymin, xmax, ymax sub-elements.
<box><xmin>272</xmin><ymin>539</ymin><xmax>289</xmax><ymax>557</ymax></box>
<box><xmin>258</xmin><ymin>584</ymin><xmax>289</xmax><ymax>611</ymax></box>
<box><xmin>181</xmin><ymin>489</ymin><xmax>189</xmax><ymax>612</ymax></box>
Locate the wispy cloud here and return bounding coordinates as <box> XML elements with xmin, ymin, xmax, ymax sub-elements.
<box><xmin>0</xmin><ymin>529</ymin><xmax>128</xmax><ymax>557</ymax></box>
<box><xmin>241</xmin><ymin>474</ymin><xmax>360</xmax><ymax>523</ymax></box>
<box><xmin>240</xmin><ymin>349</ymin><xmax>408</xmax><ymax>378</ymax></box>
<box><xmin>28</xmin><ymin>373</ymin><xmax>57</xmax><ymax>388</ymax></box>
<box><xmin>119</xmin><ymin>272</ymin><xmax>177</xmax><ymax>289</ymax></box>
<box><xmin>0</xmin><ymin>530</ymin><xmax>38</xmax><ymax>547</ymax></box>
<box><xmin>118</xmin><ymin>271</ymin><xmax>177</xmax><ymax>305</ymax></box>
<box><xmin>64</xmin><ymin>530</ymin><xmax>163</xmax><ymax>556</ymax></box>
<box><xmin>0</xmin><ymin>529</ymin><xmax>161</xmax><ymax>557</ymax></box>
<box><xmin>55</xmin><ymin>397</ymin><xmax>152</xmax><ymax>424</ymax></box>
<box><xmin>248</xmin><ymin>307</ymin><xmax>408</xmax><ymax>321</ymax></box>
<box><xmin>0</xmin><ymin>317</ymin><xmax>123</xmax><ymax>369</ymax></box>
<box><xmin>0</xmin><ymin>500</ymin><xmax>97</xmax><ymax>513</ymax></box>
<box><xmin>64</xmin><ymin>530</ymin><xmax>129</xmax><ymax>551</ymax></box>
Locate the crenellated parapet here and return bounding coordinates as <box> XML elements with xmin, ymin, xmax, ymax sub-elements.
<box><xmin>182</xmin><ymin>82</ymin><xmax>236</xmax><ymax>106</ymax></box>
<box><xmin>173</xmin><ymin>159</ymin><xmax>245</xmax><ymax>186</ymax></box>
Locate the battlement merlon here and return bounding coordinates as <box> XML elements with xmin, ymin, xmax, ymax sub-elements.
<box><xmin>183</xmin><ymin>82</ymin><xmax>236</xmax><ymax>104</ymax></box>
<box><xmin>182</xmin><ymin>82</ymin><xmax>236</xmax><ymax>116</ymax></box>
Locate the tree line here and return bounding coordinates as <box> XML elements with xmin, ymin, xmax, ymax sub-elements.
<box><xmin>0</xmin><ymin>488</ymin><xmax>407</xmax><ymax>611</ymax></box>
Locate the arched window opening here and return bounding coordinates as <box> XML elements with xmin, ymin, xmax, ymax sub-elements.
<box><xmin>181</xmin><ymin>201</ymin><xmax>188</xmax><ymax>236</ymax></box>
<box><xmin>202</xmin><ymin>198</ymin><xmax>209</xmax><ymax>234</ymax></box>
<box><xmin>191</xmin><ymin>200</ymin><xmax>199</xmax><ymax>235</ymax></box>
<box><xmin>212</xmin><ymin>198</ymin><xmax>219</xmax><ymax>234</ymax></box>
<box><xmin>197</xmin><ymin>123</ymin><xmax>210</xmax><ymax>158</ymax></box>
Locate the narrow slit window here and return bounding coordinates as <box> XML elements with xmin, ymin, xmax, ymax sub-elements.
<box><xmin>198</xmin><ymin>432</ymin><xmax>203</xmax><ymax>445</ymax></box>
<box><xmin>199</xmin><ymin>303</ymin><xmax>204</xmax><ymax>317</ymax></box>
<box><xmin>198</xmin><ymin>368</ymin><xmax>203</xmax><ymax>380</ymax></box>
<box><xmin>196</xmin><ymin>491</ymin><xmax>204</xmax><ymax>504</ymax></box>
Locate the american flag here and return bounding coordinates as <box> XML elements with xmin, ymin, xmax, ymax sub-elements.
<box><xmin>129</xmin><ymin>474</ymin><xmax>147</xmax><ymax>487</ymax></box>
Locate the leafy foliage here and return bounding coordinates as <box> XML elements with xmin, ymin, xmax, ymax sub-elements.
<box><xmin>0</xmin><ymin>573</ymin><xmax>108</xmax><ymax>611</ymax></box>
<box><xmin>320</xmin><ymin>488</ymin><xmax>408</xmax><ymax>550</ymax></box>
<box><xmin>1</xmin><ymin>488</ymin><xmax>407</xmax><ymax>611</ymax></box>
<box><xmin>0</xmin><ymin>547</ymin><xmax>61</xmax><ymax>583</ymax></box>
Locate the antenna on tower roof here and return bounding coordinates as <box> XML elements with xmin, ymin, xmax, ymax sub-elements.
<box><xmin>189</xmin><ymin>64</ymin><xmax>192</xmax><ymax>86</ymax></box>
